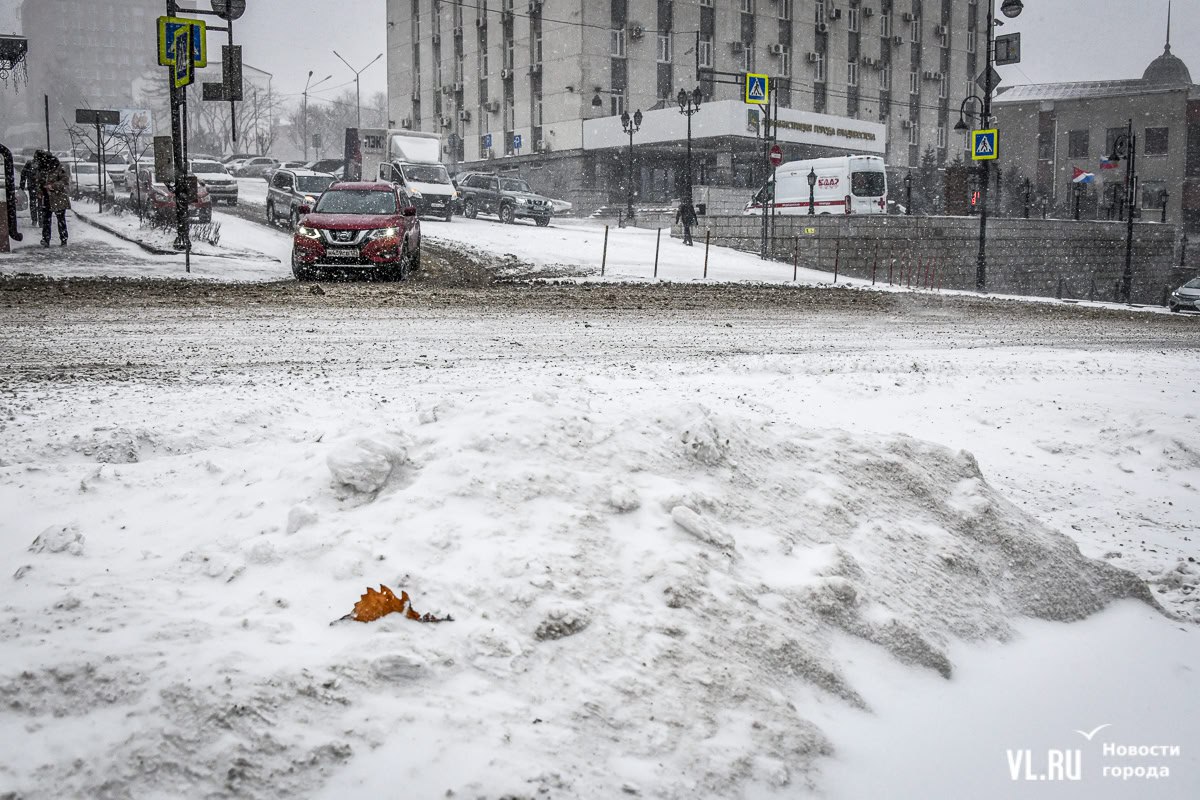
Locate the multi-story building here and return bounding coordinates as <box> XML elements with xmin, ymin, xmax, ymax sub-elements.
<box><xmin>387</xmin><ymin>0</ymin><xmax>986</xmax><ymax>207</ymax></box>
<box><xmin>992</xmin><ymin>26</ymin><xmax>1197</xmax><ymax>230</ymax></box>
<box><xmin>12</xmin><ymin>0</ymin><xmax>201</xmax><ymax>147</ymax></box>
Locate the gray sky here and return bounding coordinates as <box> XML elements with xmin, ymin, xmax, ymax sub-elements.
<box><xmin>0</xmin><ymin>0</ymin><xmax>1193</xmax><ymax>106</ymax></box>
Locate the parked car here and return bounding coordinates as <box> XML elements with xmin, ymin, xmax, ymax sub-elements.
<box><xmin>235</xmin><ymin>157</ymin><xmax>280</xmax><ymax>178</ymax></box>
<box><xmin>221</xmin><ymin>152</ymin><xmax>260</xmax><ymax>165</ymax></box>
<box><xmin>305</xmin><ymin>158</ymin><xmax>346</xmax><ymax>177</ymax></box>
<box><xmin>291</xmin><ymin>181</ymin><xmax>420</xmax><ymax>281</ymax></box>
<box><xmin>451</xmin><ymin>171</ymin><xmax>485</xmax><ymax>214</ymax></box>
<box><xmin>1168</xmin><ymin>277</ymin><xmax>1200</xmax><ymax>313</ymax></box>
<box><xmin>190</xmin><ymin>159</ymin><xmax>238</xmax><ymax>205</ymax></box>
<box><xmin>548</xmin><ymin>197</ymin><xmax>573</xmax><ymax>215</ymax></box>
<box><xmin>93</xmin><ymin>153</ymin><xmax>129</xmax><ymax>189</ymax></box>
<box><xmin>67</xmin><ymin>161</ymin><xmax>115</xmax><ymax>202</ymax></box>
<box><xmin>267</xmin><ymin>168</ymin><xmax>337</xmax><ymax>229</ymax></box>
<box><xmin>125</xmin><ymin>166</ymin><xmax>213</xmax><ymax>224</ymax></box>
<box><xmin>458</xmin><ymin>173</ymin><xmax>553</xmax><ymax>226</ymax></box>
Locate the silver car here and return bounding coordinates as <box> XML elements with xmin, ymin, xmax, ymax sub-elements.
<box><xmin>191</xmin><ymin>159</ymin><xmax>238</xmax><ymax>205</ymax></box>
<box><xmin>1168</xmin><ymin>277</ymin><xmax>1200</xmax><ymax>313</ymax></box>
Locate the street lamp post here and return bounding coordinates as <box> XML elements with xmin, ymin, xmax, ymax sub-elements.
<box><xmin>1107</xmin><ymin>119</ymin><xmax>1138</xmax><ymax>303</ymax></box>
<box><xmin>620</xmin><ymin>108</ymin><xmax>642</xmax><ymax>224</ymax></box>
<box><xmin>807</xmin><ymin>168</ymin><xmax>817</xmax><ymax>216</ymax></box>
<box><xmin>302</xmin><ymin>70</ymin><xmax>332</xmax><ymax>162</ymax></box>
<box><xmin>677</xmin><ymin>87</ymin><xmax>702</xmax><ymax>205</ymax></box>
<box><xmin>904</xmin><ymin>172</ymin><xmax>913</xmax><ymax>215</ymax></box>
<box><xmin>333</xmin><ymin>50</ymin><xmax>384</xmax><ymax>133</ymax></box>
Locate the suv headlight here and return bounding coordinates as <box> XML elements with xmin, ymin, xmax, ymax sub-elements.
<box><xmin>368</xmin><ymin>227</ymin><xmax>398</xmax><ymax>240</ymax></box>
<box><xmin>296</xmin><ymin>225</ymin><xmax>321</xmax><ymax>239</ymax></box>
<box><xmin>516</xmin><ymin>197</ymin><xmax>528</xmax><ymax>204</ymax></box>
<box><xmin>409</xmin><ymin>189</ymin><xmax>423</xmax><ymax>199</ymax></box>
<box><xmin>304</xmin><ymin>195</ymin><xmax>317</xmax><ymax>204</ymax></box>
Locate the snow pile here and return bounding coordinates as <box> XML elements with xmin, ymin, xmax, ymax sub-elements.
<box><xmin>0</xmin><ymin>394</ymin><xmax>1158</xmax><ymax>798</ymax></box>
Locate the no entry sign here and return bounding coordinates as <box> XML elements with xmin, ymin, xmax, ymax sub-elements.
<box><xmin>769</xmin><ymin>143</ymin><xmax>783</xmax><ymax>168</ymax></box>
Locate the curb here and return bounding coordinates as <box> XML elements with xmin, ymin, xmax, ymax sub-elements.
<box><xmin>72</xmin><ymin>209</ymin><xmax>176</xmax><ymax>256</ymax></box>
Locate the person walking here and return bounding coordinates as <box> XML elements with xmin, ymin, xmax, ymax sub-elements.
<box><xmin>20</xmin><ymin>154</ymin><xmax>41</xmax><ymax>226</ymax></box>
<box><xmin>676</xmin><ymin>199</ymin><xmax>698</xmax><ymax>246</ymax></box>
<box><xmin>39</xmin><ymin>153</ymin><xmax>70</xmax><ymax>247</ymax></box>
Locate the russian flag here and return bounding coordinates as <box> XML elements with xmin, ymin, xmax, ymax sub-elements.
<box><xmin>1072</xmin><ymin>166</ymin><xmax>1095</xmax><ymax>184</ymax></box>
<box><xmin>1099</xmin><ymin>157</ymin><xmax>1119</xmax><ymax>170</ymax></box>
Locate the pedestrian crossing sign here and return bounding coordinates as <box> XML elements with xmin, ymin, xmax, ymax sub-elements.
<box><xmin>745</xmin><ymin>73</ymin><xmax>769</xmax><ymax>105</ymax></box>
<box><xmin>972</xmin><ymin>129</ymin><xmax>999</xmax><ymax>161</ymax></box>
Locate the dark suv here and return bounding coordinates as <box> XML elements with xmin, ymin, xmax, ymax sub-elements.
<box><xmin>458</xmin><ymin>173</ymin><xmax>553</xmax><ymax>226</ymax></box>
<box><xmin>267</xmin><ymin>169</ymin><xmax>337</xmax><ymax>229</ymax></box>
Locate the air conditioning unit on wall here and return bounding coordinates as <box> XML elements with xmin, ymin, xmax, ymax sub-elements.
<box><xmin>484</xmin><ymin>100</ymin><xmax>500</xmax><ymax>113</ymax></box>
<box><xmin>769</xmin><ymin>44</ymin><xmax>785</xmax><ymax>55</ymax></box>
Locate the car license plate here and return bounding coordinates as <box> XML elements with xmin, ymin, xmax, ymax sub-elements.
<box><xmin>325</xmin><ymin>247</ymin><xmax>358</xmax><ymax>258</ymax></box>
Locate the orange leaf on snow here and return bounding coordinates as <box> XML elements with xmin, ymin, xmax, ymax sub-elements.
<box><xmin>349</xmin><ymin>584</ymin><xmax>452</xmax><ymax>624</ymax></box>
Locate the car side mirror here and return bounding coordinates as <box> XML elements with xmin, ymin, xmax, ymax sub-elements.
<box><xmin>402</xmin><ymin>206</ymin><xmax>417</xmax><ymax>217</ymax></box>
<box><xmin>298</xmin><ymin>205</ymin><xmax>311</xmax><ymax>215</ymax></box>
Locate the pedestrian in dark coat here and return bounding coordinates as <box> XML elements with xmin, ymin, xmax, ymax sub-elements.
<box><xmin>676</xmin><ymin>200</ymin><xmax>698</xmax><ymax>246</ymax></box>
<box><xmin>20</xmin><ymin>155</ymin><xmax>40</xmax><ymax>225</ymax></box>
<box><xmin>39</xmin><ymin>153</ymin><xmax>70</xmax><ymax>247</ymax></box>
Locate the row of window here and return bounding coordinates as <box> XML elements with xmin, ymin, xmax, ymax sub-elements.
<box><xmin>1067</xmin><ymin>127</ymin><xmax>1171</xmax><ymax>158</ymax></box>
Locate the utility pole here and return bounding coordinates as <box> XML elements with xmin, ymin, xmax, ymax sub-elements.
<box><xmin>333</xmin><ymin>50</ymin><xmax>383</xmax><ymax>133</ymax></box>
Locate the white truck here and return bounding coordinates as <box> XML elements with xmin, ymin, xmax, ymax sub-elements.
<box><xmin>745</xmin><ymin>154</ymin><xmax>889</xmax><ymax>216</ymax></box>
<box><xmin>356</xmin><ymin>129</ymin><xmax>457</xmax><ymax>221</ymax></box>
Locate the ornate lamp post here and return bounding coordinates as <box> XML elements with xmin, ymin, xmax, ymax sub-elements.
<box><xmin>620</xmin><ymin>108</ymin><xmax>642</xmax><ymax>224</ymax></box>
<box><xmin>807</xmin><ymin>167</ymin><xmax>817</xmax><ymax>215</ymax></box>
<box><xmin>1107</xmin><ymin>119</ymin><xmax>1138</xmax><ymax>303</ymax></box>
<box><xmin>677</xmin><ymin>87</ymin><xmax>702</xmax><ymax>204</ymax></box>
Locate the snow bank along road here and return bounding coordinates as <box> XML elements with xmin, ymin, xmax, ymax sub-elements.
<box><xmin>1</xmin><ymin>277</ymin><xmax>1199</xmax><ymax>799</ymax></box>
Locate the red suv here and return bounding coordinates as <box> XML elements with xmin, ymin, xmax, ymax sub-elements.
<box><xmin>291</xmin><ymin>182</ymin><xmax>420</xmax><ymax>281</ymax></box>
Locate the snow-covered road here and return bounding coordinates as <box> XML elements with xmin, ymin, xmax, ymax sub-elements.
<box><xmin>2</xmin><ymin>277</ymin><xmax>1198</xmax><ymax>799</ymax></box>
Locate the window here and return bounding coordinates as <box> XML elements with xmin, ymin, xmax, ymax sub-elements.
<box><xmin>699</xmin><ymin>35</ymin><xmax>713</xmax><ymax>68</ymax></box>
<box><xmin>1068</xmin><ymin>130</ymin><xmax>1089</xmax><ymax>158</ymax></box>
<box><xmin>879</xmin><ymin>65</ymin><xmax>892</xmax><ymax>90</ymax></box>
<box><xmin>657</xmin><ymin>32</ymin><xmax>671</xmax><ymax>63</ymax></box>
<box><xmin>1145</xmin><ymin>127</ymin><xmax>1169</xmax><ymax>155</ymax></box>
<box><xmin>939</xmin><ymin>74</ymin><xmax>947</xmax><ymax>99</ymax></box>
<box><xmin>937</xmin><ymin>125</ymin><xmax>947</xmax><ymax>149</ymax></box>
<box><xmin>699</xmin><ymin>0</ymin><xmax>713</xmax><ymax>6</ymax></box>
<box><xmin>848</xmin><ymin>7</ymin><xmax>860</xmax><ymax>32</ymax></box>
<box><xmin>533</xmin><ymin>31</ymin><xmax>543</xmax><ymax>66</ymax></box>
<box><xmin>880</xmin><ymin>13</ymin><xmax>891</xmax><ymax>38</ymax></box>
<box><xmin>910</xmin><ymin>18</ymin><xmax>921</xmax><ymax>43</ymax></box>
<box><xmin>610</xmin><ymin>28</ymin><xmax>626</xmax><ymax>57</ymax></box>
<box><xmin>966</xmin><ymin>30</ymin><xmax>976</xmax><ymax>53</ymax></box>
<box><xmin>740</xmin><ymin>0</ymin><xmax>753</xmax><ymax>13</ymax></box>
<box><xmin>780</xmin><ymin>45</ymin><xmax>791</xmax><ymax>76</ymax></box>
<box><xmin>814</xmin><ymin>52</ymin><xmax>826</xmax><ymax>82</ymax></box>
<box><xmin>909</xmin><ymin>71</ymin><xmax>919</xmax><ymax>94</ymax></box>
<box><xmin>1141</xmin><ymin>182</ymin><xmax>1167</xmax><ymax>209</ymax></box>
<box><xmin>779</xmin><ymin>0</ymin><xmax>791</xmax><ymax>21</ymax></box>
<box><xmin>847</xmin><ymin>60</ymin><xmax>859</xmax><ymax>87</ymax></box>
<box><xmin>815</xmin><ymin>1</ymin><xmax>826</xmax><ymax>25</ymax></box>
<box><xmin>1105</xmin><ymin>127</ymin><xmax>1126</xmax><ymax>157</ymax></box>
<box><xmin>739</xmin><ymin>43</ymin><xmax>754</xmax><ymax>72</ymax></box>
<box><xmin>908</xmin><ymin>123</ymin><xmax>919</xmax><ymax>146</ymax></box>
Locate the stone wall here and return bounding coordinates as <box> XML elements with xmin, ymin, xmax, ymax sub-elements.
<box><xmin>672</xmin><ymin>214</ymin><xmax>1187</xmax><ymax>305</ymax></box>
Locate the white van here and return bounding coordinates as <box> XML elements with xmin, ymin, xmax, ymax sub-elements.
<box><xmin>745</xmin><ymin>155</ymin><xmax>888</xmax><ymax>216</ymax></box>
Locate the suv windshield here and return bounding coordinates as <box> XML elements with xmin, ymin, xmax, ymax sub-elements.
<box><xmin>500</xmin><ymin>178</ymin><xmax>532</xmax><ymax>193</ymax></box>
<box><xmin>850</xmin><ymin>171</ymin><xmax>886</xmax><ymax>197</ymax></box>
<box><xmin>402</xmin><ymin>165</ymin><xmax>450</xmax><ymax>184</ymax></box>
<box><xmin>296</xmin><ymin>175</ymin><xmax>335</xmax><ymax>194</ymax></box>
<box><xmin>1185</xmin><ymin>278</ymin><xmax>1200</xmax><ymax>289</ymax></box>
<box><xmin>315</xmin><ymin>189</ymin><xmax>397</xmax><ymax>215</ymax></box>
<box><xmin>192</xmin><ymin>162</ymin><xmax>227</xmax><ymax>174</ymax></box>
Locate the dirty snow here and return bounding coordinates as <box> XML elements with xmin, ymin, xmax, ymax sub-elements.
<box><xmin>0</xmin><ymin>216</ymin><xmax>1198</xmax><ymax>799</ymax></box>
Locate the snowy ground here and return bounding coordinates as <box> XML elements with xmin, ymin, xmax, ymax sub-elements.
<box><xmin>1</xmin><ymin>217</ymin><xmax>1198</xmax><ymax>799</ymax></box>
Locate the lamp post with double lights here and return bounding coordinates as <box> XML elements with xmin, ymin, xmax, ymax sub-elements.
<box><xmin>620</xmin><ymin>108</ymin><xmax>642</xmax><ymax>224</ymax></box>
<box><xmin>677</xmin><ymin>87</ymin><xmax>702</xmax><ymax>204</ymax></box>
<box><xmin>302</xmin><ymin>70</ymin><xmax>332</xmax><ymax>162</ymax></box>
<box><xmin>807</xmin><ymin>168</ymin><xmax>817</xmax><ymax>216</ymax></box>
<box><xmin>1107</xmin><ymin>119</ymin><xmax>1138</xmax><ymax>303</ymax></box>
<box><xmin>333</xmin><ymin>50</ymin><xmax>383</xmax><ymax>133</ymax></box>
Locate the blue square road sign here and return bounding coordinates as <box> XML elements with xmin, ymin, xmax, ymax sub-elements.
<box><xmin>513</xmin><ymin>133</ymin><xmax>523</xmax><ymax>150</ymax></box>
<box><xmin>972</xmin><ymin>129</ymin><xmax>998</xmax><ymax>161</ymax></box>
<box><xmin>483</xmin><ymin>133</ymin><xmax>492</xmax><ymax>149</ymax></box>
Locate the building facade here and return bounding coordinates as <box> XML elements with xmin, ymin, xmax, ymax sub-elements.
<box><xmin>992</xmin><ymin>34</ymin><xmax>1198</xmax><ymax>230</ymax></box>
<box><xmin>11</xmin><ymin>0</ymin><xmax>198</xmax><ymax>147</ymax></box>
<box><xmin>386</xmin><ymin>0</ymin><xmax>987</xmax><ymax>208</ymax></box>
